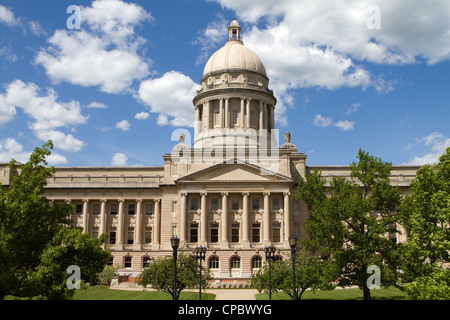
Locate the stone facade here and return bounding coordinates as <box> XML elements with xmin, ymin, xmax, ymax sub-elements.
<box><xmin>0</xmin><ymin>20</ymin><xmax>420</xmax><ymax>285</ymax></box>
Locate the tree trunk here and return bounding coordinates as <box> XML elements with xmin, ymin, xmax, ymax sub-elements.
<box><xmin>363</xmin><ymin>283</ymin><xmax>371</xmax><ymax>300</ymax></box>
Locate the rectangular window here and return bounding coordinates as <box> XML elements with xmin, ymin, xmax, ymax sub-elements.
<box><xmin>273</xmin><ymin>223</ymin><xmax>281</xmax><ymax>242</ymax></box>
<box><xmin>252</xmin><ymin>223</ymin><xmax>260</xmax><ymax>242</ymax></box>
<box><xmin>172</xmin><ymin>225</ymin><xmax>177</xmax><ymax>237</ymax></box>
<box><xmin>190</xmin><ymin>223</ymin><xmax>198</xmax><ymax>243</ymax></box>
<box><xmin>190</xmin><ymin>197</ymin><xmax>199</xmax><ymax>210</ymax></box>
<box><xmin>75</xmin><ymin>204</ymin><xmax>82</xmax><ymax>214</ymax></box>
<box><xmin>110</xmin><ymin>204</ymin><xmax>117</xmax><ymax>215</ymax></box>
<box><xmin>172</xmin><ymin>201</ymin><xmax>177</xmax><ymax>212</ymax></box>
<box><xmin>128</xmin><ymin>204</ymin><xmax>135</xmax><ymax>215</ymax></box>
<box><xmin>92</xmin><ymin>227</ymin><xmax>99</xmax><ymax>239</ymax></box>
<box><xmin>231</xmin><ymin>223</ymin><xmax>240</xmax><ymax>243</ymax></box>
<box><xmin>109</xmin><ymin>228</ymin><xmax>116</xmax><ymax>244</ymax></box>
<box><xmin>93</xmin><ymin>203</ymin><xmax>100</xmax><ymax>215</ymax></box>
<box><xmin>252</xmin><ymin>198</ymin><xmax>260</xmax><ymax>210</ymax></box>
<box><xmin>231</xmin><ymin>110</ymin><xmax>238</xmax><ymax>126</ymax></box>
<box><xmin>211</xmin><ymin>198</ymin><xmax>219</xmax><ymax>211</ymax></box>
<box><xmin>124</xmin><ymin>257</ymin><xmax>132</xmax><ymax>268</ymax></box>
<box><xmin>272</xmin><ymin>198</ymin><xmax>280</xmax><ymax>210</ymax></box>
<box><xmin>145</xmin><ymin>227</ymin><xmax>152</xmax><ymax>243</ymax></box>
<box><xmin>210</xmin><ymin>223</ymin><xmax>219</xmax><ymax>243</ymax></box>
<box><xmin>231</xmin><ymin>197</ymin><xmax>239</xmax><ymax>210</ymax></box>
<box><xmin>127</xmin><ymin>227</ymin><xmax>134</xmax><ymax>244</ymax></box>
<box><xmin>145</xmin><ymin>204</ymin><xmax>153</xmax><ymax>215</ymax></box>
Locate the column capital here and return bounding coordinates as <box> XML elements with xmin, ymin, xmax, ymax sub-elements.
<box><xmin>242</xmin><ymin>192</ymin><xmax>249</xmax><ymax>197</ymax></box>
<box><xmin>221</xmin><ymin>192</ymin><xmax>228</xmax><ymax>197</ymax></box>
<box><xmin>135</xmin><ymin>199</ymin><xmax>143</xmax><ymax>203</ymax></box>
<box><xmin>117</xmin><ymin>199</ymin><xmax>125</xmax><ymax>203</ymax></box>
<box><xmin>180</xmin><ymin>192</ymin><xmax>187</xmax><ymax>197</ymax></box>
<box><xmin>263</xmin><ymin>192</ymin><xmax>271</xmax><ymax>196</ymax></box>
<box><xmin>82</xmin><ymin>199</ymin><xmax>89</xmax><ymax>203</ymax></box>
<box><xmin>283</xmin><ymin>192</ymin><xmax>291</xmax><ymax>196</ymax></box>
<box><xmin>200</xmin><ymin>192</ymin><xmax>208</xmax><ymax>197</ymax></box>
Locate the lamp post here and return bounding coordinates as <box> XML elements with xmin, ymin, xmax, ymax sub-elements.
<box><xmin>194</xmin><ymin>246</ymin><xmax>207</xmax><ymax>300</ymax></box>
<box><xmin>289</xmin><ymin>235</ymin><xmax>297</xmax><ymax>300</ymax></box>
<box><xmin>264</xmin><ymin>245</ymin><xmax>276</xmax><ymax>300</ymax></box>
<box><xmin>170</xmin><ymin>235</ymin><xmax>180</xmax><ymax>301</ymax></box>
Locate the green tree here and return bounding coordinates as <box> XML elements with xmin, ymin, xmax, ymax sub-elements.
<box><xmin>294</xmin><ymin>149</ymin><xmax>401</xmax><ymax>300</ymax></box>
<box><xmin>0</xmin><ymin>141</ymin><xmax>109</xmax><ymax>299</ymax></box>
<box><xmin>136</xmin><ymin>252</ymin><xmax>213</xmax><ymax>300</ymax></box>
<box><xmin>398</xmin><ymin>147</ymin><xmax>449</xmax><ymax>300</ymax></box>
<box><xmin>250</xmin><ymin>250</ymin><xmax>340</xmax><ymax>300</ymax></box>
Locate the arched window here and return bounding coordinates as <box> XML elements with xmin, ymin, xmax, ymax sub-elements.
<box><xmin>230</xmin><ymin>256</ymin><xmax>240</xmax><ymax>269</ymax></box>
<box><xmin>209</xmin><ymin>256</ymin><xmax>219</xmax><ymax>269</ymax></box>
<box><xmin>251</xmin><ymin>256</ymin><xmax>262</xmax><ymax>269</ymax></box>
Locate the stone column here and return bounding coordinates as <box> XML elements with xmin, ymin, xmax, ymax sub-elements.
<box><xmin>264</xmin><ymin>102</ymin><xmax>268</xmax><ymax>131</ymax></box>
<box><xmin>195</xmin><ymin>106</ymin><xmax>201</xmax><ymax>136</ymax></box>
<box><xmin>263</xmin><ymin>192</ymin><xmax>270</xmax><ymax>244</ymax></box>
<box><xmin>219</xmin><ymin>98</ymin><xmax>224</xmax><ymax>128</ymax></box>
<box><xmin>224</xmin><ymin>98</ymin><xmax>229</xmax><ymax>128</ymax></box>
<box><xmin>135</xmin><ymin>199</ymin><xmax>142</xmax><ymax>249</ymax></box>
<box><xmin>246</xmin><ymin>98</ymin><xmax>251</xmax><ymax>127</ymax></box>
<box><xmin>269</xmin><ymin>105</ymin><xmax>275</xmax><ymax>130</ymax></box>
<box><xmin>200</xmin><ymin>192</ymin><xmax>207</xmax><ymax>244</ymax></box>
<box><xmin>153</xmin><ymin>199</ymin><xmax>161</xmax><ymax>248</ymax></box>
<box><xmin>221</xmin><ymin>192</ymin><xmax>229</xmax><ymax>248</ymax></box>
<box><xmin>117</xmin><ymin>199</ymin><xmax>124</xmax><ymax>249</ymax></box>
<box><xmin>240</xmin><ymin>97</ymin><xmax>245</xmax><ymax>127</ymax></box>
<box><xmin>99</xmin><ymin>199</ymin><xmax>106</xmax><ymax>236</ymax></box>
<box><xmin>205</xmin><ymin>101</ymin><xmax>210</xmax><ymax>131</ymax></box>
<box><xmin>284</xmin><ymin>192</ymin><xmax>290</xmax><ymax>246</ymax></box>
<box><xmin>180</xmin><ymin>193</ymin><xmax>187</xmax><ymax>244</ymax></box>
<box><xmin>242</xmin><ymin>192</ymin><xmax>250</xmax><ymax>247</ymax></box>
<box><xmin>259</xmin><ymin>100</ymin><xmax>264</xmax><ymax>130</ymax></box>
<box><xmin>82</xmin><ymin>199</ymin><xmax>89</xmax><ymax>233</ymax></box>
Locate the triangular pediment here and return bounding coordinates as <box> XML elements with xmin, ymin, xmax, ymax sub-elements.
<box><xmin>176</xmin><ymin>159</ymin><xmax>292</xmax><ymax>183</ymax></box>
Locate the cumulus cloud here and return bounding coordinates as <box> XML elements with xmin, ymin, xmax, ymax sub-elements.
<box><xmin>138</xmin><ymin>71</ymin><xmax>200</xmax><ymax>127</ymax></box>
<box><xmin>0</xmin><ymin>80</ymin><xmax>88</xmax><ymax>152</ymax></box>
<box><xmin>313</xmin><ymin>114</ymin><xmax>355</xmax><ymax>131</ymax></box>
<box><xmin>134</xmin><ymin>112</ymin><xmax>149</xmax><ymax>120</ymax></box>
<box><xmin>313</xmin><ymin>114</ymin><xmax>332</xmax><ymax>127</ymax></box>
<box><xmin>0</xmin><ymin>138</ymin><xmax>67</xmax><ymax>165</ymax></box>
<box><xmin>116</xmin><ymin>119</ymin><xmax>131</xmax><ymax>131</ymax></box>
<box><xmin>35</xmin><ymin>0</ymin><xmax>152</xmax><ymax>94</ymax></box>
<box><xmin>111</xmin><ymin>152</ymin><xmax>127</xmax><ymax>166</ymax></box>
<box><xmin>0</xmin><ymin>5</ymin><xmax>20</xmax><ymax>26</ymax></box>
<box><xmin>334</xmin><ymin>120</ymin><xmax>355</xmax><ymax>131</ymax></box>
<box><xmin>404</xmin><ymin>132</ymin><xmax>450</xmax><ymax>165</ymax></box>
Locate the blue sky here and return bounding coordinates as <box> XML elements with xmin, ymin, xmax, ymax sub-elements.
<box><xmin>0</xmin><ymin>0</ymin><xmax>449</xmax><ymax>167</ymax></box>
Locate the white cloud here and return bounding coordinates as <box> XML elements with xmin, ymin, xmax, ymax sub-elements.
<box><xmin>35</xmin><ymin>0</ymin><xmax>152</xmax><ymax>94</ymax></box>
<box><xmin>87</xmin><ymin>101</ymin><xmax>108</xmax><ymax>109</ymax></box>
<box><xmin>111</xmin><ymin>152</ymin><xmax>127</xmax><ymax>166</ymax></box>
<box><xmin>138</xmin><ymin>71</ymin><xmax>200</xmax><ymax>127</ymax></box>
<box><xmin>405</xmin><ymin>132</ymin><xmax>450</xmax><ymax>165</ymax></box>
<box><xmin>134</xmin><ymin>112</ymin><xmax>149</xmax><ymax>120</ymax></box>
<box><xmin>313</xmin><ymin>114</ymin><xmax>332</xmax><ymax>127</ymax></box>
<box><xmin>0</xmin><ymin>5</ymin><xmax>19</xmax><ymax>26</ymax></box>
<box><xmin>116</xmin><ymin>119</ymin><xmax>131</xmax><ymax>131</ymax></box>
<box><xmin>0</xmin><ymin>138</ymin><xmax>67</xmax><ymax>165</ymax></box>
<box><xmin>0</xmin><ymin>80</ymin><xmax>88</xmax><ymax>152</ymax></box>
<box><xmin>313</xmin><ymin>114</ymin><xmax>355</xmax><ymax>131</ymax></box>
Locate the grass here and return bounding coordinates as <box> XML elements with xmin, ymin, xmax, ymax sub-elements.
<box><xmin>72</xmin><ymin>286</ymin><xmax>215</xmax><ymax>300</ymax></box>
<box><xmin>255</xmin><ymin>286</ymin><xmax>406</xmax><ymax>300</ymax></box>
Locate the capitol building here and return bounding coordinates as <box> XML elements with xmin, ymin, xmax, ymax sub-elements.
<box><xmin>0</xmin><ymin>20</ymin><xmax>419</xmax><ymax>286</ymax></box>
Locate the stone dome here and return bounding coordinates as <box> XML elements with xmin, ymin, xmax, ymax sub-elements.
<box><xmin>202</xmin><ymin>20</ymin><xmax>266</xmax><ymax>77</ymax></box>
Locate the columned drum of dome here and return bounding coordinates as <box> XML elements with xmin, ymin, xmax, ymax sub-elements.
<box><xmin>193</xmin><ymin>19</ymin><xmax>277</xmax><ymax>149</ymax></box>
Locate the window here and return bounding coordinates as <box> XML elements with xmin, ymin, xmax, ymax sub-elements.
<box><xmin>272</xmin><ymin>197</ymin><xmax>280</xmax><ymax>210</ymax></box>
<box><xmin>252</xmin><ymin>223</ymin><xmax>260</xmax><ymax>242</ymax></box>
<box><xmin>252</xmin><ymin>198</ymin><xmax>260</xmax><ymax>210</ymax></box>
<box><xmin>209</xmin><ymin>256</ymin><xmax>219</xmax><ymax>269</ymax></box>
<box><xmin>93</xmin><ymin>203</ymin><xmax>100</xmax><ymax>215</ymax></box>
<box><xmin>231</xmin><ymin>223</ymin><xmax>240</xmax><ymax>243</ymax></box>
<box><xmin>75</xmin><ymin>204</ymin><xmax>82</xmax><ymax>214</ymax></box>
<box><xmin>124</xmin><ymin>256</ymin><xmax>132</xmax><ymax>268</ymax></box>
<box><xmin>172</xmin><ymin>164</ymin><xmax>177</xmax><ymax>174</ymax></box>
<box><xmin>109</xmin><ymin>228</ymin><xmax>116</xmax><ymax>244</ymax></box>
<box><xmin>145</xmin><ymin>227</ymin><xmax>152</xmax><ymax>243</ymax></box>
<box><xmin>252</xmin><ymin>256</ymin><xmax>262</xmax><ymax>269</ymax></box>
<box><xmin>172</xmin><ymin>226</ymin><xmax>177</xmax><ymax>237</ymax></box>
<box><xmin>210</xmin><ymin>223</ymin><xmax>219</xmax><ymax>243</ymax></box>
<box><xmin>143</xmin><ymin>256</ymin><xmax>152</xmax><ymax>268</ymax></box>
<box><xmin>145</xmin><ymin>204</ymin><xmax>153</xmax><ymax>215</ymax></box>
<box><xmin>128</xmin><ymin>204</ymin><xmax>135</xmax><ymax>215</ymax></box>
<box><xmin>127</xmin><ymin>227</ymin><xmax>134</xmax><ymax>244</ymax></box>
<box><xmin>230</xmin><ymin>256</ymin><xmax>240</xmax><ymax>269</ymax></box>
<box><xmin>190</xmin><ymin>197</ymin><xmax>199</xmax><ymax>210</ymax></box>
<box><xmin>190</xmin><ymin>223</ymin><xmax>198</xmax><ymax>243</ymax></box>
<box><xmin>172</xmin><ymin>201</ymin><xmax>177</xmax><ymax>212</ymax></box>
<box><xmin>110</xmin><ymin>204</ymin><xmax>117</xmax><ymax>215</ymax></box>
<box><xmin>211</xmin><ymin>198</ymin><xmax>219</xmax><ymax>211</ymax></box>
<box><xmin>213</xmin><ymin>111</ymin><xmax>220</xmax><ymax>127</ymax></box>
<box><xmin>91</xmin><ymin>227</ymin><xmax>99</xmax><ymax>239</ymax></box>
<box><xmin>231</xmin><ymin>197</ymin><xmax>239</xmax><ymax>210</ymax></box>
<box><xmin>273</xmin><ymin>223</ymin><xmax>281</xmax><ymax>242</ymax></box>
<box><xmin>231</xmin><ymin>110</ymin><xmax>238</xmax><ymax>126</ymax></box>
<box><xmin>250</xmin><ymin>110</ymin><xmax>256</xmax><ymax>127</ymax></box>
<box><xmin>107</xmin><ymin>256</ymin><xmax>114</xmax><ymax>266</ymax></box>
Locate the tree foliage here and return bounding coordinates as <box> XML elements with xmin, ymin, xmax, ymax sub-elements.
<box><xmin>0</xmin><ymin>141</ymin><xmax>109</xmax><ymax>299</ymax></box>
<box><xmin>398</xmin><ymin>147</ymin><xmax>449</xmax><ymax>300</ymax></box>
<box><xmin>294</xmin><ymin>149</ymin><xmax>401</xmax><ymax>300</ymax></box>
<box><xmin>250</xmin><ymin>250</ymin><xmax>340</xmax><ymax>300</ymax></box>
<box><xmin>135</xmin><ymin>252</ymin><xmax>213</xmax><ymax>300</ymax></box>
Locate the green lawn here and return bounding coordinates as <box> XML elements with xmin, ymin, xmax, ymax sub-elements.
<box><xmin>72</xmin><ymin>286</ymin><xmax>215</xmax><ymax>300</ymax></box>
<box><xmin>255</xmin><ymin>286</ymin><xmax>406</xmax><ymax>300</ymax></box>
